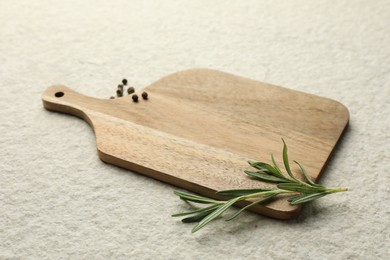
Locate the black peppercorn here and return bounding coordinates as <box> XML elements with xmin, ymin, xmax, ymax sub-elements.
<box><xmin>116</xmin><ymin>89</ymin><xmax>123</xmax><ymax>97</ymax></box>
<box><xmin>141</xmin><ymin>92</ymin><xmax>148</xmax><ymax>100</ymax></box>
<box><xmin>127</xmin><ymin>86</ymin><xmax>135</xmax><ymax>95</ymax></box>
<box><xmin>110</xmin><ymin>96</ymin><xmax>115</xmax><ymax>99</ymax></box>
<box><xmin>132</xmin><ymin>94</ymin><xmax>139</xmax><ymax>102</ymax></box>
<box><xmin>122</xmin><ymin>79</ymin><xmax>127</xmax><ymax>85</ymax></box>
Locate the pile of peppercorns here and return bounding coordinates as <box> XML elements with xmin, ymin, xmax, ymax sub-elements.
<box><xmin>110</xmin><ymin>79</ymin><xmax>148</xmax><ymax>102</ymax></box>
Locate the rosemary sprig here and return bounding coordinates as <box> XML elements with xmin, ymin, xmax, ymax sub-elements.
<box><xmin>172</xmin><ymin>139</ymin><xmax>347</xmax><ymax>233</ymax></box>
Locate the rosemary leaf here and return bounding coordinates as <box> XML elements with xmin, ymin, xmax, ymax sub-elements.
<box><xmin>287</xmin><ymin>194</ymin><xmax>308</xmax><ymax>202</ymax></box>
<box><xmin>248</xmin><ymin>161</ymin><xmax>284</xmax><ymax>178</ymax></box>
<box><xmin>172</xmin><ymin>203</ymin><xmax>222</xmax><ymax>217</ymax></box>
<box><xmin>293</xmin><ymin>160</ymin><xmax>317</xmax><ymax>186</ymax></box>
<box><xmin>271</xmin><ymin>154</ymin><xmax>283</xmax><ymax>175</ymax></box>
<box><xmin>217</xmin><ymin>188</ymin><xmax>273</xmax><ymax>197</ymax></box>
<box><xmin>174</xmin><ymin>190</ymin><xmax>221</xmax><ymax>204</ymax></box>
<box><xmin>225</xmin><ymin>193</ymin><xmax>278</xmax><ymax>221</ymax></box>
<box><xmin>282</xmin><ymin>138</ymin><xmax>298</xmax><ymax>181</ymax></box>
<box><xmin>181</xmin><ymin>208</ymin><xmax>218</xmax><ymax>223</ymax></box>
<box><xmin>244</xmin><ymin>170</ymin><xmax>287</xmax><ymax>183</ymax></box>
<box><xmin>192</xmin><ymin>197</ymin><xmax>243</xmax><ymax>233</ymax></box>
<box><xmin>289</xmin><ymin>192</ymin><xmax>330</xmax><ymax>205</ymax></box>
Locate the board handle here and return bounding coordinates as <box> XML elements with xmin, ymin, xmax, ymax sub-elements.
<box><xmin>42</xmin><ymin>85</ymin><xmax>103</xmax><ymax>127</ymax></box>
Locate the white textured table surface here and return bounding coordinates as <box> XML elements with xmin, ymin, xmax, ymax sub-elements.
<box><xmin>1</xmin><ymin>1</ymin><xmax>389</xmax><ymax>259</ymax></box>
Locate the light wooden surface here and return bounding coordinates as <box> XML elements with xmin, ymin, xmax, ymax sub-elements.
<box><xmin>41</xmin><ymin>69</ymin><xmax>349</xmax><ymax>219</ymax></box>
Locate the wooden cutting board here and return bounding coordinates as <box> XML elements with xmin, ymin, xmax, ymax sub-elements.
<box><xmin>42</xmin><ymin>69</ymin><xmax>349</xmax><ymax>219</ymax></box>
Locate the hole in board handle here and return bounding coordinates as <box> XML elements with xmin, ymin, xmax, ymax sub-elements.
<box><xmin>55</xmin><ymin>92</ymin><xmax>64</xmax><ymax>98</ymax></box>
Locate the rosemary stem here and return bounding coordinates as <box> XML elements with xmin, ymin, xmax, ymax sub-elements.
<box><xmin>326</xmin><ymin>187</ymin><xmax>348</xmax><ymax>193</ymax></box>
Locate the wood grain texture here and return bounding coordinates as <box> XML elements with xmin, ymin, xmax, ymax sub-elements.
<box><xmin>42</xmin><ymin>69</ymin><xmax>349</xmax><ymax>219</ymax></box>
